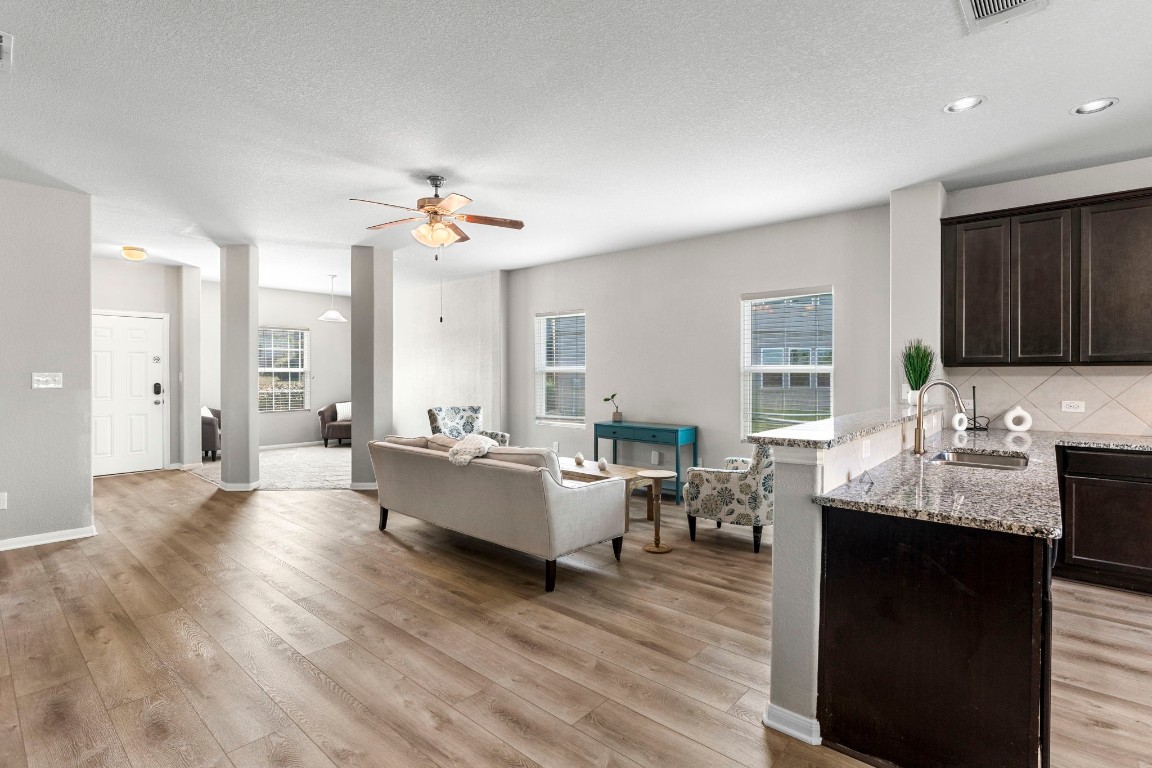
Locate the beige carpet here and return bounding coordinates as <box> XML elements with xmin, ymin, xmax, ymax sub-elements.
<box><xmin>188</xmin><ymin>443</ymin><xmax>351</xmax><ymax>490</ymax></box>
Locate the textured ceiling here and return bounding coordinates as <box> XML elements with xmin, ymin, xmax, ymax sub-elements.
<box><xmin>1</xmin><ymin>0</ymin><xmax>1151</xmax><ymax>293</ymax></box>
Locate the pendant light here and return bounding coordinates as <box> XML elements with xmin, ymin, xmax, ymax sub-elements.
<box><xmin>121</xmin><ymin>246</ymin><xmax>148</xmax><ymax>261</ymax></box>
<box><xmin>317</xmin><ymin>274</ymin><xmax>348</xmax><ymax>323</ymax></box>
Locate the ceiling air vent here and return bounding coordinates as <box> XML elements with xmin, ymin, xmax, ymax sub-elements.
<box><xmin>959</xmin><ymin>0</ymin><xmax>1049</xmax><ymax>33</ymax></box>
<box><xmin>0</xmin><ymin>32</ymin><xmax>12</xmax><ymax>74</ymax></box>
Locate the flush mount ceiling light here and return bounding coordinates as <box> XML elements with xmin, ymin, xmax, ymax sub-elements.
<box><xmin>121</xmin><ymin>246</ymin><xmax>148</xmax><ymax>261</ymax></box>
<box><xmin>943</xmin><ymin>95</ymin><xmax>985</xmax><ymax>114</ymax></box>
<box><xmin>1072</xmin><ymin>97</ymin><xmax>1118</xmax><ymax>115</ymax></box>
<box><xmin>317</xmin><ymin>274</ymin><xmax>348</xmax><ymax>323</ymax></box>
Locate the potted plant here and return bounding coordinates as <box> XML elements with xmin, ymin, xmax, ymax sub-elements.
<box><xmin>902</xmin><ymin>338</ymin><xmax>936</xmax><ymax>405</ymax></box>
<box><xmin>603</xmin><ymin>393</ymin><xmax>622</xmax><ymax>422</ymax></box>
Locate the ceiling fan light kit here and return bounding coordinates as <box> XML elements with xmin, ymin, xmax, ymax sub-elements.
<box><xmin>352</xmin><ymin>174</ymin><xmax>524</xmax><ymax>249</ymax></box>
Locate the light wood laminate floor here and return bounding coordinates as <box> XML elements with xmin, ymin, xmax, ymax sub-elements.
<box><xmin>0</xmin><ymin>470</ymin><xmax>1148</xmax><ymax>767</ymax></box>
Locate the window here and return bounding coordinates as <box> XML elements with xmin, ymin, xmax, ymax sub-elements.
<box><xmin>535</xmin><ymin>311</ymin><xmax>585</xmax><ymax>425</ymax></box>
<box><xmin>742</xmin><ymin>291</ymin><xmax>833</xmax><ymax>434</ymax></box>
<box><xmin>258</xmin><ymin>327</ymin><xmax>311</xmax><ymax>412</ymax></box>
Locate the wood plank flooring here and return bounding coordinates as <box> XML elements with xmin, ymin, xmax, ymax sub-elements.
<box><xmin>0</xmin><ymin>469</ymin><xmax>1147</xmax><ymax>767</ymax></box>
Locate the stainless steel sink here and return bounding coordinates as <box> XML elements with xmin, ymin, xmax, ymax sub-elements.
<box><xmin>926</xmin><ymin>451</ymin><xmax>1029</xmax><ymax>470</ymax></box>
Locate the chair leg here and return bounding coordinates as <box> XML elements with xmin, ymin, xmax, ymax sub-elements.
<box><xmin>545</xmin><ymin>560</ymin><xmax>557</xmax><ymax>592</ymax></box>
<box><xmin>717</xmin><ymin>520</ymin><xmax>723</xmax><ymax>528</ymax></box>
<box><xmin>612</xmin><ymin>536</ymin><xmax>623</xmax><ymax>561</ymax></box>
<box><xmin>687</xmin><ymin>514</ymin><xmax>696</xmax><ymax>541</ymax></box>
<box><xmin>753</xmin><ymin>525</ymin><xmax>763</xmax><ymax>553</ymax></box>
<box><xmin>211</xmin><ymin>450</ymin><xmax>217</xmax><ymax>461</ymax></box>
<box><xmin>379</xmin><ymin>507</ymin><xmax>389</xmax><ymax>531</ymax></box>
<box><xmin>324</xmin><ymin>438</ymin><xmax>328</xmax><ymax>447</ymax></box>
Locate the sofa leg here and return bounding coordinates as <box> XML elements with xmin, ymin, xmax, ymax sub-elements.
<box><xmin>324</xmin><ymin>438</ymin><xmax>328</xmax><ymax>448</ymax></box>
<box><xmin>717</xmin><ymin>520</ymin><xmax>723</xmax><ymax>528</ymax></box>
<box><xmin>545</xmin><ymin>560</ymin><xmax>557</xmax><ymax>592</ymax></box>
<box><xmin>379</xmin><ymin>507</ymin><xmax>389</xmax><ymax>531</ymax></box>
<box><xmin>612</xmin><ymin>536</ymin><xmax>623</xmax><ymax>561</ymax></box>
<box><xmin>211</xmin><ymin>450</ymin><xmax>217</xmax><ymax>462</ymax></box>
<box><xmin>687</xmin><ymin>514</ymin><xmax>696</xmax><ymax>541</ymax></box>
<box><xmin>753</xmin><ymin>525</ymin><xmax>763</xmax><ymax>553</ymax></box>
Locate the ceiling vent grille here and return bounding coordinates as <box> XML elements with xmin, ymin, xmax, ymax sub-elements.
<box><xmin>959</xmin><ymin>0</ymin><xmax>1049</xmax><ymax>33</ymax></box>
<box><xmin>0</xmin><ymin>32</ymin><xmax>11</xmax><ymax>74</ymax></box>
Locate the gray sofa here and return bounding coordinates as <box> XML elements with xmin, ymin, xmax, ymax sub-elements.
<box><xmin>368</xmin><ymin>436</ymin><xmax>626</xmax><ymax>591</ymax></box>
<box><xmin>201</xmin><ymin>408</ymin><xmax>221</xmax><ymax>461</ymax></box>
<box><xmin>318</xmin><ymin>403</ymin><xmax>352</xmax><ymax>447</ymax></box>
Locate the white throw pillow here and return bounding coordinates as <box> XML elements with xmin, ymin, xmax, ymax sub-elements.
<box><xmin>201</xmin><ymin>406</ymin><xmax>214</xmax><ymax>418</ymax></box>
<box><xmin>335</xmin><ymin>401</ymin><xmax>352</xmax><ymax>421</ymax></box>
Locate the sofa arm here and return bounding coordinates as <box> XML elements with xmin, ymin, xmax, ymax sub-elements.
<box><xmin>479</xmin><ymin>429</ymin><xmax>510</xmax><ymax>446</ymax></box>
<box><xmin>542</xmin><ymin>476</ymin><xmax>626</xmax><ymax>559</ymax></box>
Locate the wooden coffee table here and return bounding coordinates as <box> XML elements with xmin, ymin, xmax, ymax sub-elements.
<box><xmin>558</xmin><ymin>457</ymin><xmax>655</xmax><ymax>532</ymax></box>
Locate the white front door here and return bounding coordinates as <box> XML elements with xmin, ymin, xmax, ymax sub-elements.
<box><xmin>92</xmin><ymin>313</ymin><xmax>166</xmax><ymax>476</ymax></box>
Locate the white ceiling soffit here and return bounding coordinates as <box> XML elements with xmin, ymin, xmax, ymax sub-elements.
<box><xmin>959</xmin><ymin>0</ymin><xmax>1050</xmax><ymax>34</ymax></box>
<box><xmin>2</xmin><ymin>1</ymin><xmax>1151</xmax><ymax>291</ymax></box>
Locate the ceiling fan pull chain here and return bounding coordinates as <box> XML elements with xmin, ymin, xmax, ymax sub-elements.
<box><xmin>439</xmin><ymin>246</ymin><xmax>444</xmax><ymax>323</ymax></box>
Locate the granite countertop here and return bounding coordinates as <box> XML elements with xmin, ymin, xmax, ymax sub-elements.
<box><xmin>813</xmin><ymin>429</ymin><xmax>1152</xmax><ymax>539</ymax></box>
<box><xmin>747</xmin><ymin>405</ymin><xmax>941</xmax><ymax>449</ymax></box>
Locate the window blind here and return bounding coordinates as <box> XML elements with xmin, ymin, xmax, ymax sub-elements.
<box><xmin>741</xmin><ymin>292</ymin><xmax>833</xmax><ymax>435</ymax></box>
<box><xmin>258</xmin><ymin>327</ymin><xmax>311</xmax><ymax>413</ymax></box>
<box><xmin>534</xmin><ymin>311</ymin><xmax>586</xmax><ymax>424</ymax></box>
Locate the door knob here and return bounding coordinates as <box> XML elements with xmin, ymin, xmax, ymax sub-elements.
<box><xmin>154</xmin><ymin>400</ymin><xmax>161</xmax><ymax>405</ymax></box>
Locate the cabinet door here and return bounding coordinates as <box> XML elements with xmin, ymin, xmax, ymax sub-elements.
<box><xmin>1012</xmin><ymin>210</ymin><xmax>1074</xmax><ymax>363</ymax></box>
<box><xmin>944</xmin><ymin>219</ymin><xmax>1011</xmax><ymax>365</ymax></box>
<box><xmin>1080</xmin><ymin>198</ymin><xmax>1152</xmax><ymax>362</ymax></box>
<box><xmin>1065</xmin><ymin>475</ymin><xmax>1152</xmax><ymax>579</ymax></box>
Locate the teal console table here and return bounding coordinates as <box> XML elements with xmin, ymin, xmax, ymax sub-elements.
<box><xmin>593</xmin><ymin>421</ymin><xmax>698</xmax><ymax>504</ymax></box>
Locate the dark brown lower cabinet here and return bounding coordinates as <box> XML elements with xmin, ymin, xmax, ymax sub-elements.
<box><xmin>1054</xmin><ymin>447</ymin><xmax>1152</xmax><ymax>594</ymax></box>
<box><xmin>819</xmin><ymin>506</ymin><xmax>1052</xmax><ymax>768</ymax></box>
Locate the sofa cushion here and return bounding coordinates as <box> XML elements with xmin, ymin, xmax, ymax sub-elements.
<box><xmin>486</xmin><ymin>446</ymin><xmax>562</xmax><ymax>483</ymax></box>
<box><xmin>427</xmin><ymin>434</ymin><xmax>458</xmax><ymax>453</ymax></box>
<box><xmin>384</xmin><ymin>435</ymin><xmax>428</xmax><ymax>449</ymax></box>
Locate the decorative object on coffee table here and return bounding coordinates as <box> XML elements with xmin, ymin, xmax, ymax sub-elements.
<box><xmin>604</xmin><ymin>392</ymin><xmax>623</xmax><ymax>422</ymax></box>
<box><xmin>638</xmin><ymin>469</ymin><xmax>677</xmax><ymax>554</ymax></box>
<box><xmin>901</xmin><ymin>338</ymin><xmax>936</xmax><ymax>405</ymax></box>
<box><xmin>574</xmin><ymin>452</ymin><xmax>585</xmax><ymax>465</ymax></box>
<box><xmin>597</xmin><ymin>457</ymin><xmax>608</xmax><ymax>471</ymax></box>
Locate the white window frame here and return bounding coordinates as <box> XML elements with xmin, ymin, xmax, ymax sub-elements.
<box><xmin>534</xmin><ymin>310</ymin><xmax>586</xmax><ymax>427</ymax></box>
<box><xmin>741</xmin><ymin>288</ymin><xmax>834</xmax><ymax>436</ymax></box>
<box><xmin>258</xmin><ymin>327</ymin><xmax>311</xmax><ymax>413</ymax></box>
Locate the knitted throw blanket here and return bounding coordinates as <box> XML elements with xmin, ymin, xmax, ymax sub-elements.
<box><xmin>447</xmin><ymin>434</ymin><xmax>498</xmax><ymax>467</ymax></box>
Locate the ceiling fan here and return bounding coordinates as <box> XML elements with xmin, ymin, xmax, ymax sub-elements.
<box><xmin>352</xmin><ymin>175</ymin><xmax>525</xmax><ymax>248</ymax></box>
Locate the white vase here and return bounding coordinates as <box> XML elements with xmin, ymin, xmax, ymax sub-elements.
<box><xmin>906</xmin><ymin>390</ymin><xmax>921</xmax><ymax>406</ymax></box>
<box><xmin>1004</xmin><ymin>405</ymin><xmax>1033</xmax><ymax>432</ymax></box>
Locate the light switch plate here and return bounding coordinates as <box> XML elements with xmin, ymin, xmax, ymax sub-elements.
<box><xmin>32</xmin><ymin>372</ymin><xmax>63</xmax><ymax>389</ymax></box>
<box><xmin>1061</xmin><ymin>400</ymin><xmax>1085</xmax><ymax>413</ymax></box>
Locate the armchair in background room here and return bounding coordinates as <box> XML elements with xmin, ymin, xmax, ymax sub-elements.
<box><xmin>684</xmin><ymin>444</ymin><xmax>773</xmax><ymax>552</ymax></box>
<box><xmin>201</xmin><ymin>407</ymin><xmax>221</xmax><ymax>461</ymax></box>
<box><xmin>427</xmin><ymin>406</ymin><xmax>510</xmax><ymax>446</ymax></box>
<box><xmin>318</xmin><ymin>401</ymin><xmax>352</xmax><ymax>447</ymax></box>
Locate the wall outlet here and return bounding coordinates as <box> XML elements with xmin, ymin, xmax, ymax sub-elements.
<box><xmin>551</xmin><ymin>442</ymin><xmax>559</xmax><ymax>452</ymax></box>
<box><xmin>862</xmin><ymin>439</ymin><xmax>871</xmax><ymax>459</ymax></box>
<box><xmin>0</xmin><ymin>492</ymin><xmax>7</xmax><ymax>510</ymax></box>
<box><xmin>1061</xmin><ymin>400</ymin><xmax>1085</xmax><ymax>413</ymax></box>
<box><xmin>651</xmin><ymin>450</ymin><xmax>661</xmax><ymax>465</ymax></box>
<box><xmin>962</xmin><ymin>399</ymin><xmax>974</xmax><ymax>411</ymax></box>
<box><xmin>32</xmin><ymin>372</ymin><xmax>63</xmax><ymax>389</ymax></box>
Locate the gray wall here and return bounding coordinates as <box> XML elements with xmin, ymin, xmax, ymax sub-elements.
<box><xmin>506</xmin><ymin>204</ymin><xmax>893</xmax><ymax>470</ymax></box>
<box><xmin>0</xmin><ymin>178</ymin><xmax>93</xmax><ymax>545</ymax></box>
<box><xmin>201</xmin><ymin>281</ymin><xmax>352</xmax><ymax>446</ymax></box>
<box><xmin>392</xmin><ymin>272</ymin><xmax>507</xmax><ymax>437</ymax></box>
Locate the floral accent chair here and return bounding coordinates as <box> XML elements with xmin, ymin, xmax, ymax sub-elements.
<box><xmin>427</xmin><ymin>406</ymin><xmax>510</xmax><ymax>446</ymax></box>
<box><xmin>684</xmin><ymin>444</ymin><xmax>773</xmax><ymax>552</ymax></box>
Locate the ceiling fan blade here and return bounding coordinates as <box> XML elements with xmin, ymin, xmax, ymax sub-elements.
<box><xmin>447</xmin><ymin>223</ymin><xmax>470</xmax><ymax>243</ymax></box>
<box><xmin>436</xmin><ymin>194</ymin><xmax>473</xmax><ymax>214</ymax></box>
<box><xmin>456</xmin><ymin>214</ymin><xmax>525</xmax><ymax>230</ymax></box>
<box><xmin>366</xmin><ymin>216</ymin><xmax>424</xmax><ymax>230</ymax></box>
<box><xmin>350</xmin><ymin>198</ymin><xmax>423</xmax><ymax>213</ymax></box>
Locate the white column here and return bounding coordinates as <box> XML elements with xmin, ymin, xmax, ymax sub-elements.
<box><xmin>219</xmin><ymin>245</ymin><xmax>260</xmax><ymax>490</ymax></box>
<box><xmin>179</xmin><ymin>265</ymin><xmax>202</xmax><ymax>467</ymax></box>
<box><xmin>890</xmin><ymin>182</ymin><xmax>946</xmax><ymax>403</ymax></box>
<box><xmin>350</xmin><ymin>245</ymin><xmax>394</xmax><ymax>489</ymax></box>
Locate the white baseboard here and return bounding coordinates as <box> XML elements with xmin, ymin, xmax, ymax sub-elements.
<box><xmin>0</xmin><ymin>525</ymin><xmax>97</xmax><ymax>552</ymax></box>
<box><xmin>182</xmin><ymin>462</ymin><xmax>204</xmax><ymax>470</ymax></box>
<box><xmin>763</xmin><ymin>704</ymin><xmax>821</xmax><ymax>745</ymax></box>
<box><xmin>350</xmin><ymin>482</ymin><xmax>377</xmax><ymax>491</ymax></box>
<box><xmin>261</xmin><ymin>440</ymin><xmax>325</xmax><ymax>450</ymax></box>
<box><xmin>219</xmin><ymin>481</ymin><xmax>261</xmax><ymax>492</ymax></box>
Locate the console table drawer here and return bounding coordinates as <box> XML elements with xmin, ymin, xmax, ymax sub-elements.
<box><xmin>597</xmin><ymin>425</ymin><xmax>640</xmax><ymax>440</ymax></box>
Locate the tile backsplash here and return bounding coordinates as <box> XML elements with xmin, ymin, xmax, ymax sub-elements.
<box><xmin>942</xmin><ymin>366</ymin><xmax>1152</xmax><ymax>436</ymax></box>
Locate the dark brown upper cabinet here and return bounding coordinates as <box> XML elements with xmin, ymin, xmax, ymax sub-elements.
<box><xmin>942</xmin><ymin>209</ymin><xmax>1072</xmax><ymax>366</ymax></box>
<box><xmin>1080</xmin><ymin>198</ymin><xmax>1152</xmax><ymax>363</ymax></box>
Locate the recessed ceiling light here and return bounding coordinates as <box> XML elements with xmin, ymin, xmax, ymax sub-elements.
<box><xmin>1072</xmin><ymin>97</ymin><xmax>1118</xmax><ymax>115</ymax></box>
<box><xmin>121</xmin><ymin>246</ymin><xmax>148</xmax><ymax>261</ymax></box>
<box><xmin>943</xmin><ymin>95</ymin><xmax>985</xmax><ymax>113</ymax></box>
